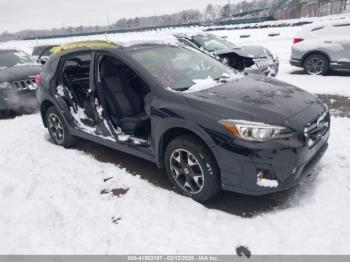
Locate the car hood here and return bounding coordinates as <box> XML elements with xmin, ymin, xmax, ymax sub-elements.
<box><xmin>0</xmin><ymin>65</ymin><xmax>42</xmax><ymax>82</ymax></box>
<box><xmin>184</xmin><ymin>75</ymin><xmax>323</xmax><ymax>126</ymax></box>
<box><xmin>214</xmin><ymin>45</ymin><xmax>272</xmax><ymax>58</ymax></box>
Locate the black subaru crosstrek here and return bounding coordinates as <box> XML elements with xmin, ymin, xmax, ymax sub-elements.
<box><xmin>36</xmin><ymin>41</ymin><xmax>330</xmax><ymax>202</ymax></box>
<box><xmin>0</xmin><ymin>49</ymin><xmax>42</xmax><ymax>113</ymax></box>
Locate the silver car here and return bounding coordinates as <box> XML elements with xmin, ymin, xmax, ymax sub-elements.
<box><xmin>175</xmin><ymin>33</ymin><xmax>279</xmax><ymax>77</ymax></box>
<box><xmin>290</xmin><ymin>19</ymin><xmax>350</xmax><ymax>75</ymax></box>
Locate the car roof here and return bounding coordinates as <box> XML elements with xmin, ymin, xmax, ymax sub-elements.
<box><xmin>124</xmin><ymin>43</ymin><xmax>177</xmax><ymax>51</ymax></box>
<box><xmin>51</xmin><ymin>42</ymin><xmax>178</xmax><ymax>59</ymax></box>
<box><xmin>33</xmin><ymin>44</ymin><xmax>57</xmax><ymax>48</ymax></box>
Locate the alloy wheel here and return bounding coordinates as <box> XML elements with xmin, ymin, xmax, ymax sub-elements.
<box><xmin>48</xmin><ymin>113</ymin><xmax>65</xmax><ymax>144</ymax></box>
<box><xmin>306</xmin><ymin>56</ymin><xmax>325</xmax><ymax>75</ymax></box>
<box><xmin>170</xmin><ymin>149</ymin><xmax>205</xmax><ymax>194</ymax></box>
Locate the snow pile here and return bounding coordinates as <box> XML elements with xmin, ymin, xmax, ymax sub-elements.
<box><xmin>56</xmin><ymin>85</ymin><xmax>65</xmax><ymax>97</ymax></box>
<box><xmin>205</xmin><ymin>12</ymin><xmax>350</xmax><ymax>32</ymax></box>
<box><xmin>184</xmin><ymin>72</ymin><xmax>243</xmax><ymax>93</ymax></box>
<box><xmin>115</xmin><ymin>34</ymin><xmax>179</xmax><ymax>47</ymax></box>
<box><xmin>256</xmin><ymin>178</ymin><xmax>279</xmax><ymax>188</ymax></box>
<box><xmin>184</xmin><ymin>77</ymin><xmax>218</xmax><ymax>93</ymax></box>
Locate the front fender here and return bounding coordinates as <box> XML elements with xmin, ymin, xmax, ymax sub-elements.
<box><xmin>152</xmin><ymin>116</ymin><xmax>219</xmax><ymax>168</ymax></box>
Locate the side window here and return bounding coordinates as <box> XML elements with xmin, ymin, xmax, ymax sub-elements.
<box><xmin>98</xmin><ymin>54</ymin><xmax>151</xmax><ymax>96</ymax></box>
<box><xmin>61</xmin><ymin>53</ymin><xmax>92</xmax><ymax>106</ymax></box>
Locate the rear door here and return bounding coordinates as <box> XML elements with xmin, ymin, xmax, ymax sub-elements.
<box><xmin>314</xmin><ymin>23</ymin><xmax>350</xmax><ymax>64</ymax></box>
<box><xmin>331</xmin><ymin>23</ymin><xmax>350</xmax><ymax>65</ymax></box>
<box><xmin>57</xmin><ymin>52</ymin><xmax>103</xmax><ymax>135</ymax></box>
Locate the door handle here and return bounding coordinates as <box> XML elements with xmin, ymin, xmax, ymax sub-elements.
<box><xmin>324</xmin><ymin>40</ymin><xmax>332</xmax><ymax>44</ymax></box>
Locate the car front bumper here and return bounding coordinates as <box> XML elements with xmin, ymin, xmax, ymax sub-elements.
<box><xmin>290</xmin><ymin>58</ymin><xmax>302</xmax><ymax>67</ymax></box>
<box><xmin>214</xmin><ymin>126</ymin><xmax>329</xmax><ymax>196</ymax></box>
<box><xmin>245</xmin><ymin>60</ymin><xmax>280</xmax><ymax>77</ymax></box>
<box><xmin>0</xmin><ymin>90</ymin><xmax>38</xmax><ymax>111</ymax></box>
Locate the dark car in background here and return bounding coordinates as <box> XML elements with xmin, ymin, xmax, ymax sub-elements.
<box><xmin>37</xmin><ymin>41</ymin><xmax>329</xmax><ymax>202</ymax></box>
<box><xmin>32</xmin><ymin>45</ymin><xmax>57</xmax><ymax>65</ymax></box>
<box><xmin>175</xmin><ymin>33</ymin><xmax>279</xmax><ymax>77</ymax></box>
<box><xmin>0</xmin><ymin>49</ymin><xmax>41</xmax><ymax>113</ymax></box>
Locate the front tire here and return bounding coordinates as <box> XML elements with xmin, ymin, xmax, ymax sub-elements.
<box><xmin>165</xmin><ymin>135</ymin><xmax>221</xmax><ymax>202</ymax></box>
<box><xmin>303</xmin><ymin>53</ymin><xmax>329</xmax><ymax>75</ymax></box>
<box><xmin>46</xmin><ymin>106</ymin><xmax>75</xmax><ymax>147</ymax></box>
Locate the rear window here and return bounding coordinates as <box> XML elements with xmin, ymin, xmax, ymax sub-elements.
<box><xmin>0</xmin><ymin>51</ymin><xmax>37</xmax><ymax>68</ymax></box>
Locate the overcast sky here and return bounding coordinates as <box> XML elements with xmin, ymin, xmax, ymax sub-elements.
<box><xmin>1</xmin><ymin>0</ymin><xmax>233</xmax><ymax>33</ymax></box>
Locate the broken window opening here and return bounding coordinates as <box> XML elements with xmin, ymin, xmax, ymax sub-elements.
<box><xmin>97</xmin><ymin>55</ymin><xmax>152</xmax><ymax>145</ymax></box>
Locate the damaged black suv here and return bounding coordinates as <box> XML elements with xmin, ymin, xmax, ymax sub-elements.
<box><xmin>37</xmin><ymin>41</ymin><xmax>329</xmax><ymax>202</ymax></box>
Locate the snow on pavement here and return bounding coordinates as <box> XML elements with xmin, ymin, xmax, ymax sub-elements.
<box><xmin>0</xmin><ymin>114</ymin><xmax>350</xmax><ymax>254</ymax></box>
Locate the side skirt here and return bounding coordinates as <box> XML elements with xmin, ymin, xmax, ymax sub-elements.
<box><xmin>70</xmin><ymin>128</ymin><xmax>156</xmax><ymax>164</ymax></box>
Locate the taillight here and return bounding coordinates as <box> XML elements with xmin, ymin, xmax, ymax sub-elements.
<box><xmin>293</xmin><ymin>37</ymin><xmax>304</xmax><ymax>44</ymax></box>
<box><xmin>34</xmin><ymin>74</ymin><xmax>42</xmax><ymax>86</ymax></box>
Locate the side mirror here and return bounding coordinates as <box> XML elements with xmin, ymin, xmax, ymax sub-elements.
<box><xmin>38</xmin><ymin>57</ymin><xmax>49</xmax><ymax>65</ymax></box>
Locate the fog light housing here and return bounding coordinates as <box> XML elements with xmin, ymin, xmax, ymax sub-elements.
<box><xmin>256</xmin><ymin>170</ymin><xmax>279</xmax><ymax>188</ymax></box>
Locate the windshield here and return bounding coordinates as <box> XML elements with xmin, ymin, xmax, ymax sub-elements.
<box><xmin>131</xmin><ymin>46</ymin><xmax>236</xmax><ymax>91</ymax></box>
<box><xmin>0</xmin><ymin>51</ymin><xmax>37</xmax><ymax>68</ymax></box>
<box><xmin>192</xmin><ymin>34</ymin><xmax>236</xmax><ymax>52</ymax></box>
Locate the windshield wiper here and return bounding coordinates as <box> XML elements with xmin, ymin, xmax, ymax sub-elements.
<box><xmin>214</xmin><ymin>75</ymin><xmax>230</xmax><ymax>83</ymax></box>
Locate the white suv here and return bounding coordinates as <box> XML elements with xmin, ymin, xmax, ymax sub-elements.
<box><xmin>290</xmin><ymin>19</ymin><xmax>350</xmax><ymax>75</ymax></box>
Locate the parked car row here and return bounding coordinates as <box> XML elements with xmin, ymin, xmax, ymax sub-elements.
<box><xmin>0</xmin><ymin>21</ymin><xmax>339</xmax><ymax>202</ymax></box>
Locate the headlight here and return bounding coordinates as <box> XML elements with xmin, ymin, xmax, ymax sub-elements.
<box><xmin>0</xmin><ymin>82</ymin><xmax>11</xmax><ymax>90</ymax></box>
<box><xmin>218</xmin><ymin>119</ymin><xmax>293</xmax><ymax>142</ymax></box>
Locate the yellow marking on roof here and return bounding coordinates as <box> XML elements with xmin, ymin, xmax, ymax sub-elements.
<box><xmin>51</xmin><ymin>40</ymin><xmax>118</xmax><ymax>54</ymax></box>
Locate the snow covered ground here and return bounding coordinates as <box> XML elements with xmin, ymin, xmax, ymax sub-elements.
<box><xmin>1</xmin><ymin>15</ymin><xmax>350</xmax><ymax>255</ymax></box>
<box><xmin>1</xmin><ymin>114</ymin><xmax>350</xmax><ymax>254</ymax></box>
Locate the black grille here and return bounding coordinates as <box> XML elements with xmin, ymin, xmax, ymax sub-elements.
<box><xmin>304</xmin><ymin>110</ymin><xmax>330</xmax><ymax>148</ymax></box>
<box><xmin>253</xmin><ymin>57</ymin><xmax>269</xmax><ymax>68</ymax></box>
<box><xmin>11</xmin><ymin>78</ymin><xmax>37</xmax><ymax>91</ymax></box>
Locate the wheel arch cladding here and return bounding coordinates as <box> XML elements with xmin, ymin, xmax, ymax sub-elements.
<box><xmin>40</xmin><ymin>100</ymin><xmax>54</xmax><ymax>127</ymax></box>
<box><xmin>302</xmin><ymin>50</ymin><xmax>331</xmax><ymax>66</ymax></box>
<box><xmin>156</xmin><ymin>126</ymin><xmax>220</xmax><ymax>170</ymax></box>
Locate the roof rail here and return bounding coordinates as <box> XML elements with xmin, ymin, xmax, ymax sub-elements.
<box><xmin>50</xmin><ymin>40</ymin><xmax>119</xmax><ymax>54</ymax></box>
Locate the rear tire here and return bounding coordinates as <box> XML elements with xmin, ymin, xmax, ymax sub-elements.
<box><xmin>303</xmin><ymin>53</ymin><xmax>329</xmax><ymax>75</ymax></box>
<box><xmin>165</xmin><ymin>135</ymin><xmax>221</xmax><ymax>202</ymax></box>
<box><xmin>46</xmin><ymin>106</ymin><xmax>75</xmax><ymax>148</ymax></box>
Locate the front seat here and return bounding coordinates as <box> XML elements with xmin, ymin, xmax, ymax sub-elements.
<box><xmin>100</xmin><ymin>59</ymin><xmax>149</xmax><ymax>135</ymax></box>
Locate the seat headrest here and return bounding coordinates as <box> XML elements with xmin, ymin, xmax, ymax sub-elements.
<box><xmin>101</xmin><ymin>57</ymin><xmax>125</xmax><ymax>77</ymax></box>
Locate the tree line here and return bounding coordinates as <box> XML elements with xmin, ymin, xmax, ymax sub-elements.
<box><xmin>0</xmin><ymin>0</ymin><xmax>348</xmax><ymax>42</ymax></box>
